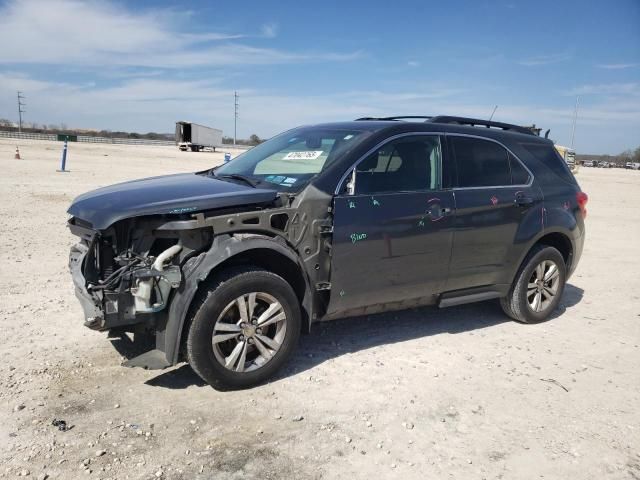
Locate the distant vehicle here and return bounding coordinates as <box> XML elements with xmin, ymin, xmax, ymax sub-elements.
<box><xmin>175</xmin><ymin>121</ymin><xmax>222</xmax><ymax>152</ymax></box>
<box><xmin>67</xmin><ymin>115</ymin><xmax>587</xmax><ymax>389</ymax></box>
<box><xmin>598</xmin><ymin>161</ymin><xmax>609</xmax><ymax>168</ymax></box>
<box><xmin>554</xmin><ymin>145</ymin><xmax>578</xmax><ymax>173</ymax></box>
<box><xmin>582</xmin><ymin>160</ymin><xmax>596</xmax><ymax>167</ymax></box>
<box><xmin>628</xmin><ymin>162</ymin><xmax>640</xmax><ymax>170</ymax></box>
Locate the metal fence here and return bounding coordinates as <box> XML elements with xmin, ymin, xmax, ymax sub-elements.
<box><xmin>0</xmin><ymin>130</ymin><xmax>253</xmax><ymax>150</ymax></box>
<box><xmin>0</xmin><ymin>130</ymin><xmax>175</xmax><ymax>146</ymax></box>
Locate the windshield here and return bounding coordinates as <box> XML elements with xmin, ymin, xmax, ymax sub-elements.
<box><xmin>214</xmin><ymin>127</ymin><xmax>369</xmax><ymax>190</ymax></box>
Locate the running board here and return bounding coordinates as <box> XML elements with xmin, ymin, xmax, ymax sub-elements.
<box><xmin>438</xmin><ymin>291</ymin><xmax>502</xmax><ymax>308</ymax></box>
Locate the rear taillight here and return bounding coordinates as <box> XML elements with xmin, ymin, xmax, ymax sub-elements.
<box><xmin>576</xmin><ymin>191</ymin><xmax>588</xmax><ymax>219</ymax></box>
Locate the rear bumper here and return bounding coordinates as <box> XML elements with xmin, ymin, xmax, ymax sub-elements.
<box><xmin>568</xmin><ymin>228</ymin><xmax>585</xmax><ymax>279</ymax></box>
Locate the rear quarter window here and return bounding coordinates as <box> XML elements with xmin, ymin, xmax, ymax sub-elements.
<box><xmin>509</xmin><ymin>153</ymin><xmax>531</xmax><ymax>185</ymax></box>
<box><xmin>520</xmin><ymin>143</ymin><xmax>576</xmax><ymax>184</ymax></box>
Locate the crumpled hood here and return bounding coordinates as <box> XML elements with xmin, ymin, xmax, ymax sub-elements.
<box><xmin>67</xmin><ymin>172</ymin><xmax>278</xmax><ymax>230</ymax></box>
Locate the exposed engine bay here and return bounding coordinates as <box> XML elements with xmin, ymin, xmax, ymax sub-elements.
<box><xmin>68</xmin><ymin>183</ymin><xmax>333</xmax><ymax>339</ymax></box>
<box><xmin>69</xmin><ymin>216</ymin><xmax>213</xmax><ymax>331</ymax></box>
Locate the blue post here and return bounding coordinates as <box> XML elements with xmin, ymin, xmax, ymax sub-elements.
<box><xmin>224</xmin><ymin>152</ymin><xmax>231</xmax><ymax>163</ymax></box>
<box><xmin>57</xmin><ymin>139</ymin><xmax>69</xmax><ymax>172</ymax></box>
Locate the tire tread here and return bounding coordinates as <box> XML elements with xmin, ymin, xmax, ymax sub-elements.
<box><xmin>185</xmin><ymin>266</ymin><xmax>301</xmax><ymax>390</ymax></box>
<box><xmin>500</xmin><ymin>244</ymin><xmax>566</xmax><ymax>324</ymax></box>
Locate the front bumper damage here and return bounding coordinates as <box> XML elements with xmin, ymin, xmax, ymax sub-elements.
<box><xmin>69</xmin><ymin>242</ymin><xmax>105</xmax><ymax>329</ymax></box>
<box><xmin>69</xmin><ymin>239</ymin><xmax>182</xmax><ymax>332</ymax></box>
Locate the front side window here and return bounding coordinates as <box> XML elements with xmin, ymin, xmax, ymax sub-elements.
<box><xmin>451</xmin><ymin>136</ymin><xmax>511</xmax><ymax>187</ymax></box>
<box><xmin>354</xmin><ymin>135</ymin><xmax>441</xmax><ymax>194</ymax></box>
<box><xmin>214</xmin><ymin>127</ymin><xmax>370</xmax><ymax>190</ymax></box>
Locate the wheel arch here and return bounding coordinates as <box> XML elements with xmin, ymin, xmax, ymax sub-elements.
<box><xmin>534</xmin><ymin>231</ymin><xmax>573</xmax><ymax>268</ymax></box>
<box><xmin>159</xmin><ymin>234</ymin><xmax>313</xmax><ymax>365</ymax></box>
<box><xmin>509</xmin><ymin>228</ymin><xmax>575</xmax><ymax>286</ymax></box>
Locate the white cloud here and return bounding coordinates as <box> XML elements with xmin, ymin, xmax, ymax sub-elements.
<box><xmin>0</xmin><ymin>0</ymin><xmax>359</xmax><ymax>67</ymax></box>
<box><xmin>260</xmin><ymin>23</ymin><xmax>278</xmax><ymax>39</ymax></box>
<box><xmin>407</xmin><ymin>61</ymin><xmax>420</xmax><ymax>67</ymax></box>
<box><xmin>2</xmin><ymin>71</ymin><xmax>637</xmax><ymax>150</ymax></box>
<box><xmin>518</xmin><ymin>53</ymin><xmax>571</xmax><ymax>66</ymax></box>
<box><xmin>2</xmin><ymin>65</ymin><xmax>638</xmax><ymax>154</ymax></box>
<box><xmin>566</xmin><ymin>83</ymin><xmax>640</xmax><ymax>96</ymax></box>
<box><xmin>596</xmin><ymin>63</ymin><xmax>639</xmax><ymax>70</ymax></box>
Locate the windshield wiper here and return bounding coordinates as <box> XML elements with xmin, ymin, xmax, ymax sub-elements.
<box><xmin>215</xmin><ymin>173</ymin><xmax>258</xmax><ymax>188</ymax></box>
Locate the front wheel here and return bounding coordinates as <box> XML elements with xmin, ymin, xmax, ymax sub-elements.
<box><xmin>186</xmin><ymin>267</ymin><xmax>301</xmax><ymax>390</ymax></box>
<box><xmin>500</xmin><ymin>245</ymin><xmax>566</xmax><ymax>323</ymax></box>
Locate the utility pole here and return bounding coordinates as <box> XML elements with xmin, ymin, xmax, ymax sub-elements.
<box><xmin>17</xmin><ymin>91</ymin><xmax>26</xmax><ymax>133</ymax></box>
<box><xmin>570</xmin><ymin>96</ymin><xmax>579</xmax><ymax>149</ymax></box>
<box><xmin>234</xmin><ymin>91</ymin><xmax>239</xmax><ymax>146</ymax></box>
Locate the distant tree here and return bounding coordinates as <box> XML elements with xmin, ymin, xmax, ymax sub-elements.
<box><xmin>634</xmin><ymin>147</ymin><xmax>640</xmax><ymax>163</ymax></box>
<box><xmin>248</xmin><ymin>134</ymin><xmax>262</xmax><ymax>145</ymax></box>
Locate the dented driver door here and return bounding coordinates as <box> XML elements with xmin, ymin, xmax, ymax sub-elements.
<box><xmin>325</xmin><ymin>134</ymin><xmax>455</xmax><ymax>317</ymax></box>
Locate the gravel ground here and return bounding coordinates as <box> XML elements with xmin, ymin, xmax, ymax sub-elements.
<box><xmin>0</xmin><ymin>138</ymin><xmax>639</xmax><ymax>480</ymax></box>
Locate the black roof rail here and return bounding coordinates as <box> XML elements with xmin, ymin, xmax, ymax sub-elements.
<box><xmin>355</xmin><ymin>115</ymin><xmax>433</xmax><ymax>121</ymax></box>
<box><xmin>427</xmin><ymin>116</ymin><xmax>537</xmax><ymax>136</ymax></box>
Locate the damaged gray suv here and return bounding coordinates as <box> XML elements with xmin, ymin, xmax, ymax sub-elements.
<box><xmin>68</xmin><ymin>116</ymin><xmax>587</xmax><ymax>389</ymax></box>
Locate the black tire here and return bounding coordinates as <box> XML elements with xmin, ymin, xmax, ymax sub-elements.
<box><xmin>186</xmin><ymin>266</ymin><xmax>301</xmax><ymax>390</ymax></box>
<box><xmin>500</xmin><ymin>245</ymin><xmax>566</xmax><ymax>324</ymax></box>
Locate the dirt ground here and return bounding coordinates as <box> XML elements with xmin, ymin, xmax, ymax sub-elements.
<box><xmin>0</xmin><ymin>138</ymin><xmax>639</xmax><ymax>480</ymax></box>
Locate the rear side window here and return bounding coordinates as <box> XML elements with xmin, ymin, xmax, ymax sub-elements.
<box><xmin>451</xmin><ymin>136</ymin><xmax>511</xmax><ymax>187</ymax></box>
<box><xmin>520</xmin><ymin>143</ymin><xmax>576</xmax><ymax>184</ymax></box>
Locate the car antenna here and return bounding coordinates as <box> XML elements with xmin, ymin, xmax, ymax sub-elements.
<box><xmin>489</xmin><ymin>105</ymin><xmax>498</xmax><ymax>121</ymax></box>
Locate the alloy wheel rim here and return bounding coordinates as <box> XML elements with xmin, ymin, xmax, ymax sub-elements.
<box><xmin>527</xmin><ymin>260</ymin><xmax>560</xmax><ymax>313</ymax></box>
<box><xmin>212</xmin><ymin>292</ymin><xmax>287</xmax><ymax>372</ymax></box>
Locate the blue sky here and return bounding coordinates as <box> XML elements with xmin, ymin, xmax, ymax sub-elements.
<box><xmin>0</xmin><ymin>0</ymin><xmax>638</xmax><ymax>154</ymax></box>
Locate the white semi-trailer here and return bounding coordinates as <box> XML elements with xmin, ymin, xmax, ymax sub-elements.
<box><xmin>175</xmin><ymin>121</ymin><xmax>223</xmax><ymax>152</ymax></box>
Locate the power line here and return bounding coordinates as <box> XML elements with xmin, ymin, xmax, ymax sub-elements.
<box><xmin>17</xmin><ymin>91</ymin><xmax>26</xmax><ymax>133</ymax></box>
<box><xmin>234</xmin><ymin>91</ymin><xmax>239</xmax><ymax>146</ymax></box>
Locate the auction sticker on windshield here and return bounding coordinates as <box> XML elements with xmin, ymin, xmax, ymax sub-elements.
<box><xmin>283</xmin><ymin>151</ymin><xmax>324</xmax><ymax>160</ymax></box>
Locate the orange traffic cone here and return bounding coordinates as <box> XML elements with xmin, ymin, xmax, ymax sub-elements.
<box><xmin>14</xmin><ymin>146</ymin><xmax>21</xmax><ymax>159</ymax></box>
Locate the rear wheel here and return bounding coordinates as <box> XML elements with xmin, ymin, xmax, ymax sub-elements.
<box><xmin>186</xmin><ymin>267</ymin><xmax>301</xmax><ymax>389</ymax></box>
<box><xmin>500</xmin><ymin>245</ymin><xmax>566</xmax><ymax>323</ymax></box>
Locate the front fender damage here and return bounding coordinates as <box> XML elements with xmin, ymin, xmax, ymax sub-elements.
<box><xmin>125</xmin><ymin>186</ymin><xmax>333</xmax><ymax>369</ymax></box>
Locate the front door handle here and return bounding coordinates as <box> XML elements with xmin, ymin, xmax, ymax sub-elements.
<box><xmin>426</xmin><ymin>206</ymin><xmax>452</xmax><ymax>220</ymax></box>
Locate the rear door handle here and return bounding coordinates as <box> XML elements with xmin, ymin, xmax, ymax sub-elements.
<box><xmin>515</xmin><ymin>195</ymin><xmax>534</xmax><ymax>207</ymax></box>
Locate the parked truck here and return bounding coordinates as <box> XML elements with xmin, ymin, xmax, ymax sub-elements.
<box><xmin>554</xmin><ymin>144</ymin><xmax>578</xmax><ymax>173</ymax></box>
<box><xmin>175</xmin><ymin>121</ymin><xmax>223</xmax><ymax>152</ymax></box>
